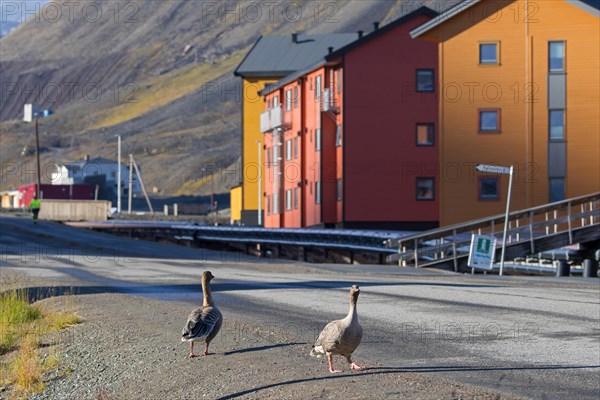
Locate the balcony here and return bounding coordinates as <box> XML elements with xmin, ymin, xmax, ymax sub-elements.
<box><xmin>321</xmin><ymin>88</ymin><xmax>340</xmax><ymax>114</ymax></box>
<box><xmin>260</xmin><ymin>105</ymin><xmax>291</xmax><ymax>133</ymax></box>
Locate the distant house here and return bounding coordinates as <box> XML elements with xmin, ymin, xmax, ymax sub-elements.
<box><xmin>0</xmin><ymin>190</ymin><xmax>19</xmax><ymax>208</ymax></box>
<box><xmin>51</xmin><ymin>156</ymin><xmax>142</xmax><ymax>202</ymax></box>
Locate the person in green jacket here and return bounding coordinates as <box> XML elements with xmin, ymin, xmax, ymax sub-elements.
<box><xmin>29</xmin><ymin>193</ymin><xmax>41</xmax><ymax>223</ymax></box>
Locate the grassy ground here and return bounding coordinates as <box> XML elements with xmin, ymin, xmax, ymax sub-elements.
<box><xmin>0</xmin><ymin>288</ymin><xmax>82</xmax><ymax>399</ymax></box>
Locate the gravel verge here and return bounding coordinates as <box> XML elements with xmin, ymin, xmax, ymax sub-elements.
<box><xmin>1</xmin><ymin>291</ymin><xmax>522</xmax><ymax>400</ymax></box>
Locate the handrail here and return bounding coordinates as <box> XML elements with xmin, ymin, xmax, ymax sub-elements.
<box><xmin>388</xmin><ymin>192</ymin><xmax>600</xmax><ymax>247</ymax></box>
<box><xmin>391</xmin><ymin>192</ymin><xmax>600</xmax><ymax>268</ymax></box>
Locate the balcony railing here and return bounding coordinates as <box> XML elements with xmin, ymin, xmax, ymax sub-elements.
<box><xmin>260</xmin><ymin>105</ymin><xmax>291</xmax><ymax>133</ymax></box>
<box><xmin>322</xmin><ymin>88</ymin><xmax>340</xmax><ymax>113</ymax></box>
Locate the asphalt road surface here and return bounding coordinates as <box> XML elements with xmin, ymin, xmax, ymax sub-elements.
<box><xmin>1</xmin><ymin>215</ymin><xmax>599</xmax><ymax>399</ymax></box>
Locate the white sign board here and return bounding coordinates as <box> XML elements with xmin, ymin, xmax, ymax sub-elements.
<box><xmin>468</xmin><ymin>234</ymin><xmax>497</xmax><ymax>270</ymax></box>
<box><xmin>23</xmin><ymin>104</ymin><xmax>40</xmax><ymax>123</ymax></box>
<box><xmin>475</xmin><ymin>164</ymin><xmax>511</xmax><ymax>175</ymax></box>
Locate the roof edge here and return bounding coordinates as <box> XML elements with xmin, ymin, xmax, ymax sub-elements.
<box><xmin>326</xmin><ymin>6</ymin><xmax>439</xmax><ymax>61</ymax></box>
<box><xmin>410</xmin><ymin>0</ymin><xmax>481</xmax><ymax>38</ymax></box>
<box><xmin>259</xmin><ymin>60</ymin><xmax>328</xmax><ymax>96</ymax></box>
<box><xmin>234</xmin><ymin>36</ymin><xmax>263</xmax><ymax>77</ymax></box>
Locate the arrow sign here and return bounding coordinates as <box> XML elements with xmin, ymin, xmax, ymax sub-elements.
<box><xmin>475</xmin><ymin>164</ymin><xmax>511</xmax><ymax>174</ymax></box>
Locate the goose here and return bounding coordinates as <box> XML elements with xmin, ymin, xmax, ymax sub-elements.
<box><xmin>310</xmin><ymin>285</ymin><xmax>363</xmax><ymax>373</ymax></box>
<box><xmin>181</xmin><ymin>271</ymin><xmax>223</xmax><ymax>358</ymax></box>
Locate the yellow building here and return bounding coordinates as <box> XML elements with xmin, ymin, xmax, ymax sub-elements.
<box><xmin>229</xmin><ymin>184</ymin><xmax>242</xmax><ymax>224</ymax></box>
<box><xmin>412</xmin><ymin>0</ymin><xmax>600</xmax><ymax>225</ymax></box>
<box><xmin>232</xmin><ymin>33</ymin><xmax>359</xmax><ymax>225</ymax></box>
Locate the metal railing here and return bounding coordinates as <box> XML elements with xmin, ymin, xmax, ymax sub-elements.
<box><xmin>388</xmin><ymin>192</ymin><xmax>600</xmax><ymax>270</ymax></box>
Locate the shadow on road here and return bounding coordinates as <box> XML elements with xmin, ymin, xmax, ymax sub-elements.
<box><xmin>217</xmin><ymin>364</ymin><xmax>600</xmax><ymax>399</ymax></box>
<box><xmin>223</xmin><ymin>342</ymin><xmax>307</xmax><ymax>356</ymax></box>
<box><xmin>4</xmin><ymin>277</ymin><xmax>501</xmax><ymax>304</ymax></box>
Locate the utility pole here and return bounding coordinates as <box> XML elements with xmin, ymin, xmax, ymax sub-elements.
<box><xmin>35</xmin><ymin>117</ymin><xmax>41</xmax><ymax>198</ymax></box>
<box><xmin>131</xmin><ymin>155</ymin><xmax>154</xmax><ymax>214</ymax></box>
<box><xmin>128</xmin><ymin>154</ymin><xmax>133</xmax><ymax>214</ymax></box>
<box><xmin>117</xmin><ymin>135</ymin><xmax>122</xmax><ymax>213</ymax></box>
<box><xmin>257</xmin><ymin>140</ymin><xmax>262</xmax><ymax>226</ymax></box>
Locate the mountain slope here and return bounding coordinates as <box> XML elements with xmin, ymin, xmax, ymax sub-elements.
<box><xmin>0</xmin><ymin>0</ymin><xmax>456</xmax><ymax>196</ymax></box>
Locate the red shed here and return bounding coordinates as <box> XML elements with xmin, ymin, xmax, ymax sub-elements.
<box><xmin>18</xmin><ymin>184</ymin><xmax>94</xmax><ymax>207</ymax></box>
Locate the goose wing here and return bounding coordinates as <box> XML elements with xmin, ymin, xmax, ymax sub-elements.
<box><xmin>181</xmin><ymin>306</ymin><xmax>222</xmax><ymax>341</ymax></box>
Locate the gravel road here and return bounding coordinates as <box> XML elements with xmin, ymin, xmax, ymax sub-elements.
<box><xmin>20</xmin><ymin>292</ymin><xmax>521</xmax><ymax>400</ymax></box>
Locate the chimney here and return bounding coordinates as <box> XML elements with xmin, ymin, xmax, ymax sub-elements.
<box><xmin>292</xmin><ymin>32</ymin><xmax>298</xmax><ymax>43</ymax></box>
<box><xmin>357</xmin><ymin>30</ymin><xmax>364</xmax><ymax>39</ymax></box>
<box><xmin>373</xmin><ymin>21</ymin><xmax>380</xmax><ymax>31</ymax></box>
<box><xmin>328</xmin><ymin>46</ymin><xmax>334</xmax><ymax>55</ymax></box>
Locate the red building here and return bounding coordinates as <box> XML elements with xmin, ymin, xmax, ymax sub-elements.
<box><xmin>18</xmin><ymin>184</ymin><xmax>94</xmax><ymax>207</ymax></box>
<box><xmin>261</xmin><ymin>7</ymin><xmax>439</xmax><ymax>229</ymax></box>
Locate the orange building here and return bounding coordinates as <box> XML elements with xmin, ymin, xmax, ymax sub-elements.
<box><xmin>232</xmin><ymin>33</ymin><xmax>357</xmax><ymax>225</ymax></box>
<box><xmin>412</xmin><ymin>0</ymin><xmax>600</xmax><ymax>226</ymax></box>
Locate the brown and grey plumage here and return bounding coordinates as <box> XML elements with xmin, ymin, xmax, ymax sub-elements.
<box><xmin>310</xmin><ymin>285</ymin><xmax>363</xmax><ymax>373</ymax></box>
<box><xmin>181</xmin><ymin>271</ymin><xmax>223</xmax><ymax>358</ymax></box>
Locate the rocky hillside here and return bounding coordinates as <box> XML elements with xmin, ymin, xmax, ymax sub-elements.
<box><xmin>0</xmin><ymin>0</ymin><xmax>455</xmax><ymax>196</ymax></box>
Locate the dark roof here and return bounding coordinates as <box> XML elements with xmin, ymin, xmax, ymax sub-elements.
<box><xmin>259</xmin><ymin>59</ymin><xmax>328</xmax><ymax>96</ymax></box>
<box><xmin>234</xmin><ymin>33</ymin><xmax>359</xmax><ymax>78</ymax></box>
<box><xmin>63</xmin><ymin>157</ymin><xmax>117</xmax><ymax>169</ymax></box>
<box><xmin>259</xmin><ymin>7</ymin><xmax>439</xmax><ymax>96</ymax></box>
<box><xmin>411</xmin><ymin>0</ymin><xmax>599</xmax><ymax>38</ymax></box>
<box><xmin>325</xmin><ymin>7</ymin><xmax>438</xmax><ymax>61</ymax></box>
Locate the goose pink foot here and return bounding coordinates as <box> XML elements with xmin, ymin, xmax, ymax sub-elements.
<box><xmin>350</xmin><ymin>362</ymin><xmax>363</xmax><ymax>370</ymax></box>
<box><xmin>327</xmin><ymin>354</ymin><xmax>342</xmax><ymax>373</ymax></box>
<box><xmin>188</xmin><ymin>342</ymin><xmax>197</xmax><ymax>358</ymax></box>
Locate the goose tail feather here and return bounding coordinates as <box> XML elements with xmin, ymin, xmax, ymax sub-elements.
<box><xmin>310</xmin><ymin>345</ymin><xmax>325</xmax><ymax>357</ymax></box>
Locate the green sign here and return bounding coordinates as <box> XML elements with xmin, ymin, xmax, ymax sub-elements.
<box><xmin>468</xmin><ymin>234</ymin><xmax>497</xmax><ymax>270</ymax></box>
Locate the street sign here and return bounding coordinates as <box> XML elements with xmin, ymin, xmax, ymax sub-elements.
<box><xmin>23</xmin><ymin>104</ymin><xmax>40</xmax><ymax>123</ymax></box>
<box><xmin>475</xmin><ymin>164</ymin><xmax>511</xmax><ymax>175</ymax></box>
<box><xmin>468</xmin><ymin>234</ymin><xmax>497</xmax><ymax>270</ymax></box>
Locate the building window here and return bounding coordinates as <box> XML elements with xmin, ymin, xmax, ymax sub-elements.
<box><xmin>266</xmin><ymin>196</ymin><xmax>270</xmax><ymax>215</ymax></box>
<box><xmin>336</xmin><ymin>125</ymin><xmax>342</xmax><ymax>147</ymax></box>
<box><xmin>286</xmin><ymin>139</ymin><xmax>292</xmax><ymax>160</ymax></box>
<box><xmin>273</xmin><ymin>95</ymin><xmax>278</xmax><ymax>108</ymax></box>
<box><xmin>293</xmin><ymin>87</ymin><xmax>299</xmax><ymax>108</ymax></box>
<box><xmin>285</xmin><ymin>89</ymin><xmax>292</xmax><ymax>111</ymax></box>
<box><xmin>273</xmin><ymin>193</ymin><xmax>279</xmax><ymax>214</ymax></box>
<box><xmin>315</xmin><ymin>75</ymin><xmax>322</xmax><ymax>100</ymax></box>
<box><xmin>416</xmin><ymin>178</ymin><xmax>435</xmax><ymax>201</ymax></box>
<box><xmin>479</xmin><ymin>177</ymin><xmax>499</xmax><ymax>200</ymax></box>
<box><xmin>416</xmin><ymin>123</ymin><xmax>435</xmax><ymax>146</ymax></box>
<box><xmin>479</xmin><ymin>109</ymin><xmax>501</xmax><ymax>133</ymax></box>
<box><xmin>294</xmin><ymin>188</ymin><xmax>299</xmax><ymax>209</ymax></box>
<box><xmin>286</xmin><ymin>189</ymin><xmax>292</xmax><ymax>210</ymax></box>
<box><xmin>337</xmin><ymin>179</ymin><xmax>342</xmax><ymax>201</ymax></box>
<box><xmin>479</xmin><ymin>42</ymin><xmax>499</xmax><ymax>65</ymax></box>
<box><xmin>549</xmin><ymin>110</ymin><xmax>565</xmax><ymax>140</ymax></box>
<box><xmin>549</xmin><ymin>178</ymin><xmax>565</xmax><ymax>203</ymax></box>
<box><xmin>336</xmin><ymin>69</ymin><xmax>342</xmax><ymax>94</ymax></box>
<box><xmin>315</xmin><ymin>128</ymin><xmax>321</xmax><ymax>151</ymax></box>
<box><xmin>293</xmin><ymin>138</ymin><xmax>298</xmax><ymax>159</ymax></box>
<box><xmin>266</xmin><ymin>148</ymin><xmax>271</xmax><ymax>167</ymax></box>
<box><xmin>549</xmin><ymin>41</ymin><xmax>565</xmax><ymax>72</ymax></box>
<box><xmin>416</xmin><ymin>69</ymin><xmax>434</xmax><ymax>92</ymax></box>
<box><xmin>316</xmin><ymin>181</ymin><xmax>321</xmax><ymax>204</ymax></box>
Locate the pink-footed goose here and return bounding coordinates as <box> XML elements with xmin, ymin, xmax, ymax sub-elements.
<box><xmin>310</xmin><ymin>285</ymin><xmax>363</xmax><ymax>373</ymax></box>
<box><xmin>181</xmin><ymin>271</ymin><xmax>223</xmax><ymax>358</ymax></box>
